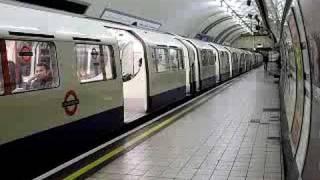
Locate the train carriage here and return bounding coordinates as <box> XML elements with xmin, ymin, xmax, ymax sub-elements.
<box><xmin>211</xmin><ymin>43</ymin><xmax>232</xmax><ymax>82</ymax></box>
<box><xmin>226</xmin><ymin>47</ymin><xmax>242</xmax><ymax>77</ymax></box>
<box><xmin>175</xmin><ymin>37</ymin><xmax>201</xmax><ymax>94</ymax></box>
<box><xmin>187</xmin><ymin>39</ymin><xmax>218</xmax><ymax>90</ymax></box>
<box><xmin>0</xmin><ymin>4</ymin><xmax>124</xmax><ymax>179</ymax></box>
<box><xmin>133</xmin><ymin>30</ymin><xmax>187</xmax><ymax>111</ymax></box>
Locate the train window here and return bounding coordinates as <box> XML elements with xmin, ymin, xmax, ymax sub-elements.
<box><xmin>154</xmin><ymin>48</ymin><xmax>170</xmax><ymax>72</ymax></box>
<box><xmin>169</xmin><ymin>48</ymin><xmax>184</xmax><ymax>70</ymax></box>
<box><xmin>208</xmin><ymin>50</ymin><xmax>216</xmax><ymax>65</ymax></box>
<box><xmin>232</xmin><ymin>53</ymin><xmax>237</xmax><ymax>62</ymax></box>
<box><xmin>240</xmin><ymin>54</ymin><xmax>245</xmax><ymax>64</ymax></box>
<box><xmin>169</xmin><ymin>48</ymin><xmax>179</xmax><ymax>70</ymax></box>
<box><xmin>76</xmin><ymin>44</ymin><xmax>115</xmax><ymax>83</ymax></box>
<box><xmin>0</xmin><ymin>40</ymin><xmax>59</xmax><ymax>94</ymax></box>
<box><xmin>177</xmin><ymin>49</ymin><xmax>184</xmax><ymax>70</ymax></box>
<box><xmin>220</xmin><ymin>51</ymin><xmax>225</xmax><ymax>62</ymax></box>
<box><xmin>225</xmin><ymin>52</ymin><xmax>230</xmax><ymax>65</ymax></box>
<box><xmin>119</xmin><ymin>41</ymin><xmax>143</xmax><ymax>82</ymax></box>
<box><xmin>201</xmin><ymin>49</ymin><xmax>208</xmax><ymax>66</ymax></box>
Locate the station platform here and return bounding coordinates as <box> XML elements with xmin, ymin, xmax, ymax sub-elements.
<box><xmin>87</xmin><ymin>67</ymin><xmax>283</xmax><ymax>180</ymax></box>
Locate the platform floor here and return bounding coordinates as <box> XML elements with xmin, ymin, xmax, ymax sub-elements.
<box><xmin>88</xmin><ymin>68</ymin><xmax>282</xmax><ymax>180</ymax></box>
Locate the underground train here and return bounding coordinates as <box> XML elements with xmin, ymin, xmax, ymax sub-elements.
<box><xmin>0</xmin><ymin>3</ymin><xmax>263</xmax><ymax>179</ymax></box>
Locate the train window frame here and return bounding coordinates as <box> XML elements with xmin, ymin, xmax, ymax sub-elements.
<box><xmin>75</xmin><ymin>43</ymin><xmax>116</xmax><ymax>84</ymax></box>
<box><xmin>0</xmin><ymin>39</ymin><xmax>60</xmax><ymax>95</ymax></box>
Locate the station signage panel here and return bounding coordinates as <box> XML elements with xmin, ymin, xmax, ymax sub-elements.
<box><xmin>101</xmin><ymin>9</ymin><xmax>161</xmax><ymax>30</ymax></box>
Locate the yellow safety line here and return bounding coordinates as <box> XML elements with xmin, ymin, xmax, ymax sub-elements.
<box><xmin>64</xmin><ymin>101</ymin><xmax>198</xmax><ymax>180</ymax></box>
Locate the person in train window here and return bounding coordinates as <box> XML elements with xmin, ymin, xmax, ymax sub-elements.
<box><xmin>27</xmin><ymin>63</ymin><xmax>52</xmax><ymax>90</ymax></box>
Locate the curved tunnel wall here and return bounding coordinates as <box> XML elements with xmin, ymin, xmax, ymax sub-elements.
<box><xmin>279</xmin><ymin>0</ymin><xmax>320</xmax><ymax>179</ymax></box>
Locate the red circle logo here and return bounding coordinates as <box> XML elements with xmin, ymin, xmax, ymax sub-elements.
<box><xmin>62</xmin><ymin>90</ymin><xmax>79</xmax><ymax>116</ymax></box>
<box><xmin>19</xmin><ymin>46</ymin><xmax>33</xmax><ymax>63</ymax></box>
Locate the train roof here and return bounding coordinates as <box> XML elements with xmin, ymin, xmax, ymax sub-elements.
<box><xmin>130</xmin><ymin>29</ymin><xmax>184</xmax><ymax>48</ymax></box>
<box><xmin>186</xmin><ymin>38</ymin><xmax>216</xmax><ymax>51</ymax></box>
<box><xmin>0</xmin><ymin>3</ymin><xmax>117</xmax><ymax>43</ymax></box>
<box><xmin>209</xmin><ymin>42</ymin><xmax>229</xmax><ymax>52</ymax></box>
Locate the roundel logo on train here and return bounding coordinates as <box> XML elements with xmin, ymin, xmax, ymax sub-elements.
<box><xmin>62</xmin><ymin>90</ymin><xmax>80</xmax><ymax>116</ymax></box>
<box><xmin>19</xmin><ymin>46</ymin><xmax>33</xmax><ymax>63</ymax></box>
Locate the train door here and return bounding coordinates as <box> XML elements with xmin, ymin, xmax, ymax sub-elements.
<box><xmin>208</xmin><ymin>44</ymin><xmax>220</xmax><ymax>83</ymax></box>
<box><xmin>114</xmin><ymin>30</ymin><xmax>148</xmax><ymax>123</ymax></box>
<box><xmin>240</xmin><ymin>53</ymin><xmax>245</xmax><ymax>73</ymax></box>
<box><xmin>245</xmin><ymin>54</ymin><xmax>250</xmax><ymax>71</ymax></box>
<box><xmin>231</xmin><ymin>52</ymin><xmax>239</xmax><ymax>76</ymax></box>
<box><xmin>177</xmin><ymin>39</ymin><xmax>197</xmax><ymax>95</ymax></box>
<box><xmin>226</xmin><ymin>51</ymin><xmax>232</xmax><ymax>78</ymax></box>
<box><xmin>185</xmin><ymin>40</ymin><xmax>201</xmax><ymax>92</ymax></box>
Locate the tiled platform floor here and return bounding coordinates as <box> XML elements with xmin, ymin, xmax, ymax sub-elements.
<box><xmin>88</xmin><ymin>67</ymin><xmax>282</xmax><ymax>180</ymax></box>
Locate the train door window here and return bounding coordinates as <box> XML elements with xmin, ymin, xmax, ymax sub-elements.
<box><xmin>169</xmin><ymin>48</ymin><xmax>179</xmax><ymax>70</ymax></box>
<box><xmin>154</xmin><ymin>48</ymin><xmax>170</xmax><ymax>72</ymax></box>
<box><xmin>177</xmin><ymin>49</ymin><xmax>184</xmax><ymax>70</ymax></box>
<box><xmin>213</xmin><ymin>53</ymin><xmax>217</xmax><ymax>65</ymax></box>
<box><xmin>200</xmin><ymin>49</ymin><xmax>208</xmax><ymax>66</ymax></box>
<box><xmin>169</xmin><ymin>48</ymin><xmax>184</xmax><ymax>70</ymax></box>
<box><xmin>225</xmin><ymin>52</ymin><xmax>230</xmax><ymax>65</ymax></box>
<box><xmin>119</xmin><ymin>41</ymin><xmax>142</xmax><ymax>82</ymax></box>
<box><xmin>102</xmin><ymin>46</ymin><xmax>115</xmax><ymax>80</ymax></box>
<box><xmin>0</xmin><ymin>40</ymin><xmax>59</xmax><ymax>93</ymax></box>
<box><xmin>76</xmin><ymin>44</ymin><xmax>115</xmax><ymax>83</ymax></box>
<box><xmin>232</xmin><ymin>53</ymin><xmax>237</xmax><ymax>64</ymax></box>
<box><xmin>219</xmin><ymin>51</ymin><xmax>224</xmax><ymax>65</ymax></box>
<box><xmin>208</xmin><ymin>50</ymin><xmax>215</xmax><ymax>65</ymax></box>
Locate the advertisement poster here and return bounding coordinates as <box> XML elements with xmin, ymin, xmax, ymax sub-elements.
<box><xmin>288</xmin><ymin>9</ymin><xmax>305</xmax><ymax>153</ymax></box>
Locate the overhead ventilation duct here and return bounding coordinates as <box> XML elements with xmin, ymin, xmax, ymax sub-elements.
<box><xmin>14</xmin><ymin>0</ymin><xmax>89</xmax><ymax>14</ymax></box>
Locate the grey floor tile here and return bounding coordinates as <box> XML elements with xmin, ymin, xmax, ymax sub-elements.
<box><xmin>192</xmin><ymin>174</ymin><xmax>212</xmax><ymax>180</ymax></box>
<box><xmin>139</xmin><ymin>177</ymin><xmax>174</xmax><ymax>180</ymax></box>
<box><xmin>228</xmin><ymin>177</ymin><xmax>246</xmax><ymax>180</ymax></box>
<box><xmin>209</xmin><ymin>175</ymin><xmax>228</xmax><ymax>180</ymax></box>
<box><xmin>212</xmin><ymin>170</ymin><xmax>230</xmax><ymax>176</ymax></box>
<box><xmin>229</xmin><ymin>170</ymin><xmax>247</xmax><ymax>177</ymax></box>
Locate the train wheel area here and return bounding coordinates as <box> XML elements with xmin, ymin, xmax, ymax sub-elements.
<box><xmin>41</xmin><ymin>67</ymin><xmax>283</xmax><ymax>180</ymax></box>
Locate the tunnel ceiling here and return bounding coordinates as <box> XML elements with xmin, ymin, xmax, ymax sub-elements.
<box><xmin>84</xmin><ymin>0</ymin><xmax>264</xmax><ymax>44</ymax></box>
<box><xmin>12</xmin><ymin>0</ymin><xmax>267</xmax><ymax>44</ymax></box>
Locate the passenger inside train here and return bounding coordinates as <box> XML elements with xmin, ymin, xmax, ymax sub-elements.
<box><xmin>27</xmin><ymin>62</ymin><xmax>53</xmax><ymax>90</ymax></box>
<box><xmin>1</xmin><ymin>40</ymin><xmax>59</xmax><ymax>93</ymax></box>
